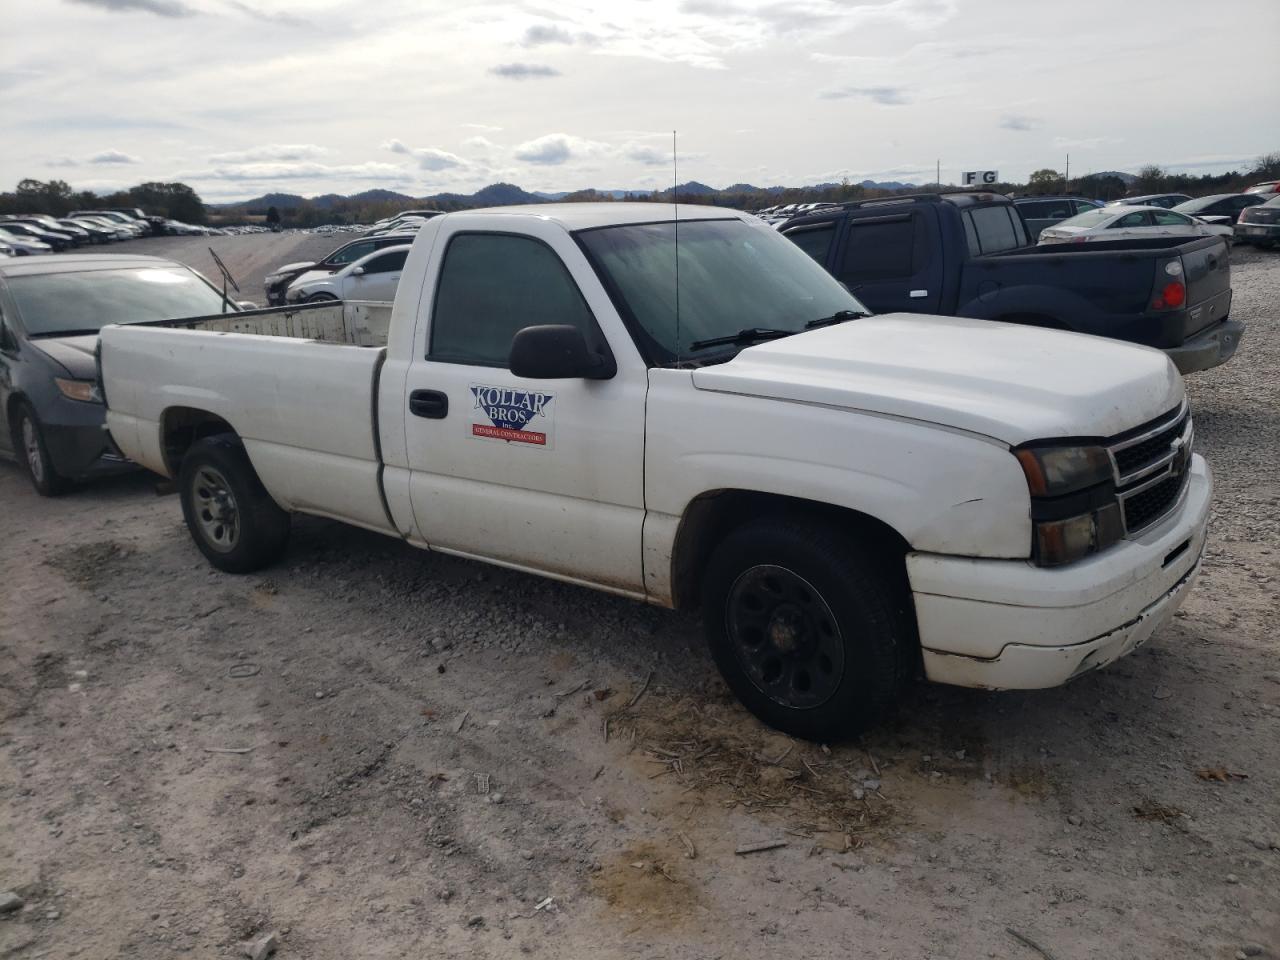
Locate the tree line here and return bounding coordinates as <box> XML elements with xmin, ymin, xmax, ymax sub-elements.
<box><xmin>4</xmin><ymin>152</ymin><xmax>1276</xmax><ymax>226</ymax></box>
<box><xmin>0</xmin><ymin>178</ymin><xmax>207</xmax><ymax>223</ymax></box>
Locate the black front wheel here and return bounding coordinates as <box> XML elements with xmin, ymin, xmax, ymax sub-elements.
<box><xmin>178</xmin><ymin>434</ymin><xmax>290</xmax><ymax>573</ymax></box>
<box><xmin>702</xmin><ymin>516</ymin><xmax>914</xmax><ymax>741</ymax></box>
<box><xmin>15</xmin><ymin>402</ymin><xmax>69</xmax><ymax>497</ymax></box>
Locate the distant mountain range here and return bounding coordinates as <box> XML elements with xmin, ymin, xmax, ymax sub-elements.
<box><xmin>210</xmin><ymin>178</ymin><xmax>930</xmax><ymax>210</ymax></box>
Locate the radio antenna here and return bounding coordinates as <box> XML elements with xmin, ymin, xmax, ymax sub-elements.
<box><xmin>673</xmin><ymin>129</ymin><xmax>680</xmax><ymax>364</ymax></box>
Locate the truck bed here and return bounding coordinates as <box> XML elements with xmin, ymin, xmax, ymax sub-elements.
<box><xmin>100</xmin><ymin>300</ymin><xmax>396</xmax><ymax>534</ymax></box>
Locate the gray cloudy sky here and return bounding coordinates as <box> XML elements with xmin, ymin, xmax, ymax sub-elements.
<box><xmin>3</xmin><ymin>0</ymin><xmax>1278</xmax><ymax>200</ymax></box>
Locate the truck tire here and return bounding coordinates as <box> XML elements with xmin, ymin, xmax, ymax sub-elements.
<box><xmin>304</xmin><ymin>292</ymin><xmax>338</xmax><ymax>304</ymax></box>
<box><xmin>701</xmin><ymin>516</ymin><xmax>912</xmax><ymax>741</ymax></box>
<box><xmin>178</xmin><ymin>434</ymin><xmax>290</xmax><ymax>573</ymax></box>
<box><xmin>14</xmin><ymin>401</ymin><xmax>70</xmax><ymax>497</ymax></box>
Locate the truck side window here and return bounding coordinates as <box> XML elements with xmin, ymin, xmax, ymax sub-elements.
<box><xmin>838</xmin><ymin>216</ymin><xmax>922</xmax><ymax>283</ymax></box>
<box><xmin>429</xmin><ymin>233</ymin><xmax>596</xmax><ymax>367</ymax></box>
<box><xmin>966</xmin><ymin>205</ymin><xmax>1024</xmax><ymax>254</ymax></box>
<box><xmin>786</xmin><ymin>223</ymin><xmax>835</xmax><ymax>265</ymax></box>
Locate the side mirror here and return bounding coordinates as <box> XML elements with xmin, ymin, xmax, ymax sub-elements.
<box><xmin>351</xmin><ymin>266</ymin><xmax>365</xmax><ymax>276</ymax></box>
<box><xmin>508</xmin><ymin>325</ymin><xmax>616</xmax><ymax>380</ymax></box>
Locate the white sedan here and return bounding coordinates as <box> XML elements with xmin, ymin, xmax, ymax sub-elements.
<box><xmin>286</xmin><ymin>244</ymin><xmax>411</xmax><ymax>303</ymax></box>
<box><xmin>1039</xmin><ymin>205</ymin><xmax>1231</xmax><ymax>245</ymax></box>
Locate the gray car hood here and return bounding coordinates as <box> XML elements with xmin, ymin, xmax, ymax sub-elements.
<box><xmin>30</xmin><ymin>334</ymin><xmax>99</xmax><ymax>378</ymax></box>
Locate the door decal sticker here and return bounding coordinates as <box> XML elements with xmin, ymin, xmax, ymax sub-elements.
<box><xmin>470</xmin><ymin>384</ymin><xmax>555</xmax><ymax>447</ymax></box>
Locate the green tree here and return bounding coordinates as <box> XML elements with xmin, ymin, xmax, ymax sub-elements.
<box><xmin>1027</xmin><ymin>169</ymin><xmax>1063</xmax><ymax>191</ymax></box>
<box><xmin>1134</xmin><ymin>164</ymin><xmax>1166</xmax><ymax>193</ymax></box>
<box><xmin>265</xmin><ymin>205</ymin><xmax>281</xmax><ymax>226</ymax></box>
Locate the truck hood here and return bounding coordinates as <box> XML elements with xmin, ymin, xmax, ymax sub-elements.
<box><xmin>691</xmin><ymin>314</ymin><xmax>1183</xmax><ymax>446</ymax></box>
<box><xmin>29</xmin><ymin>334</ymin><xmax>99</xmax><ymax>378</ymax></box>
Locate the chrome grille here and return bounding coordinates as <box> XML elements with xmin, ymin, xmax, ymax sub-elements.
<box><xmin>1107</xmin><ymin>402</ymin><xmax>1192</xmax><ymax>534</ymax></box>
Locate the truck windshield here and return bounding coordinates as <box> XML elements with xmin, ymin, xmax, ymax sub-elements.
<box><xmin>578</xmin><ymin>218</ymin><xmax>868</xmax><ymax>365</ymax></box>
<box><xmin>7</xmin><ymin>267</ymin><xmax>231</xmax><ymax>337</ymax></box>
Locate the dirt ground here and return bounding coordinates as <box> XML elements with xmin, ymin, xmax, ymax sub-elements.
<box><xmin>1</xmin><ymin>238</ymin><xmax>1277</xmax><ymax>960</ymax></box>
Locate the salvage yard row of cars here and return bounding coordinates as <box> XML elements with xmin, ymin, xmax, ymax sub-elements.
<box><xmin>0</xmin><ymin>208</ymin><xmax>237</xmax><ymax>258</ymax></box>
<box><xmin>0</xmin><ymin>183</ymin><xmax>1271</xmax><ymax>739</ymax></box>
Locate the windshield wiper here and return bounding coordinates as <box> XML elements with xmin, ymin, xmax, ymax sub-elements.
<box><xmin>804</xmin><ymin>309</ymin><xmax>871</xmax><ymax>330</ymax></box>
<box><xmin>688</xmin><ymin>327</ymin><xmax>795</xmax><ymax>351</ymax></box>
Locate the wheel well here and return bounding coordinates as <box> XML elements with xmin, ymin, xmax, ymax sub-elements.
<box><xmin>161</xmin><ymin>407</ymin><xmax>236</xmax><ymax>476</ymax></box>
<box><xmin>5</xmin><ymin>393</ymin><xmax>27</xmax><ymax>437</ymax></box>
<box><xmin>669</xmin><ymin>490</ymin><xmax>911</xmax><ymax>612</ymax></box>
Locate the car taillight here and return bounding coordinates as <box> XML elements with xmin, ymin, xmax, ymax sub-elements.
<box><xmin>1152</xmin><ymin>280</ymin><xmax>1186</xmax><ymax>310</ymax></box>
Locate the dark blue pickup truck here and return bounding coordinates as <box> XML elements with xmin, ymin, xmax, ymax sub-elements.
<box><xmin>780</xmin><ymin>192</ymin><xmax>1241</xmax><ymax>374</ymax></box>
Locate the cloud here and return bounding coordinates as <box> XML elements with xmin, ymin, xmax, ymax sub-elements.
<box><xmin>64</xmin><ymin>0</ymin><xmax>195</xmax><ymax>16</ymax></box>
<box><xmin>515</xmin><ymin>135</ymin><xmax>573</xmax><ymax>165</ymax></box>
<box><xmin>489</xmin><ymin>62</ymin><xmax>561</xmax><ymax>79</ymax></box>
<box><xmin>521</xmin><ymin>23</ymin><xmax>575</xmax><ymax>46</ymax></box>
<box><xmin>624</xmin><ymin>144</ymin><xmax>672</xmax><ymax>166</ymax></box>
<box><xmin>819</xmin><ymin>86</ymin><xmax>910</xmax><ymax>105</ymax></box>
<box><xmin>187</xmin><ymin>161</ymin><xmax>412</xmax><ymax>182</ymax></box>
<box><xmin>381</xmin><ymin>139</ymin><xmax>466</xmax><ymax>171</ymax></box>
<box><xmin>46</xmin><ymin>156</ymin><xmax>80</xmax><ymax>168</ymax></box>
<box><xmin>219</xmin><ymin>0</ymin><xmax>306</xmax><ymax>24</ymax></box>
<box><xmin>462</xmin><ymin>123</ymin><xmax>503</xmax><ymax>132</ymax></box>
<box><xmin>210</xmin><ymin>143</ymin><xmax>328</xmax><ymax>164</ymax></box>
<box><xmin>513</xmin><ymin>133</ymin><xmax>611</xmax><ymax>166</ymax></box>
<box><xmin>88</xmin><ymin>149</ymin><xmax>142</xmax><ymax>164</ymax></box>
<box><xmin>1000</xmin><ymin>114</ymin><xmax>1039</xmax><ymax>132</ymax></box>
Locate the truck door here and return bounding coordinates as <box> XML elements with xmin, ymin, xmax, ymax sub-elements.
<box><xmin>832</xmin><ymin>210</ymin><xmax>941</xmax><ymax>314</ymax></box>
<box><xmin>399</xmin><ymin>218</ymin><xmax>648</xmax><ymax>595</ymax></box>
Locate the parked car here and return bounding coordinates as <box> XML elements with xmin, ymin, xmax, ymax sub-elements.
<box><xmin>3</xmin><ymin>217</ymin><xmax>85</xmax><ymax>248</ymax></box>
<box><xmin>69</xmin><ymin>211</ymin><xmax>144</xmax><ymax>236</ymax></box>
<box><xmin>58</xmin><ymin>218</ymin><xmax>115</xmax><ymax>243</ymax></box>
<box><xmin>1244</xmin><ymin>181</ymin><xmax>1280</xmax><ymax>196</ymax></box>
<box><xmin>101</xmin><ymin>203</ymin><xmax>1211</xmax><ymax>740</ymax></box>
<box><xmin>0</xmin><ymin>253</ymin><xmax>241</xmax><ymax>494</ymax></box>
<box><xmin>1012</xmin><ymin>196</ymin><xmax>1102</xmax><ymax>240</ymax></box>
<box><xmin>1039</xmin><ymin>205</ymin><xmax>1225</xmax><ymax>244</ymax></box>
<box><xmin>1171</xmin><ymin>194</ymin><xmax>1266</xmax><ymax>225</ymax></box>
<box><xmin>9</xmin><ymin>214</ymin><xmax>92</xmax><ymax>246</ymax></box>
<box><xmin>0</xmin><ymin>220</ymin><xmax>74</xmax><ymax>251</ymax></box>
<box><xmin>0</xmin><ymin>243</ymin><xmax>12</xmax><ymax>259</ymax></box>
<box><xmin>285</xmin><ymin>245</ymin><xmax>410</xmax><ymax>304</ymax></box>
<box><xmin>1107</xmin><ymin>194</ymin><xmax>1192</xmax><ymax>209</ymax></box>
<box><xmin>1235</xmin><ymin>195</ymin><xmax>1280</xmax><ymax>248</ymax></box>
<box><xmin>68</xmin><ymin>216</ymin><xmax>133</xmax><ymax>241</ymax></box>
<box><xmin>0</xmin><ymin>227</ymin><xmax>53</xmax><ymax>256</ymax></box>
<box><xmin>264</xmin><ymin>233</ymin><xmax>417</xmax><ymax>305</ymax></box>
<box><xmin>781</xmin><ymin>193</ymin><xmax>1238</xmax><ymax>374</ymax></box>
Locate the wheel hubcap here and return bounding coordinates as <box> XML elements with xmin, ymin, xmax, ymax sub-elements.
<box><xmin>22</xmin><ymin>417</ymin><xmax>44</xmax><ymax>484</ymax></box>
<box><xmin>726</xmin><ymin>565</ymin><xmax>845</xmax><ymax>710</ymax></box>
<box><xmin>192</xmin><ymin>466</ymin><xmax>239</xmax><ymax>552</ymax></box>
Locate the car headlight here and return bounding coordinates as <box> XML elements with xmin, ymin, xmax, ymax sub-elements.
<box><xmin>54</xmin><ymin>377</ymin><xmax>104</xmax><ymax>404</ymax></box>
<box><xmin>1014</xmin><ymin>443</ymin><xmax>1121</xmax><ymax>566</ymax></box>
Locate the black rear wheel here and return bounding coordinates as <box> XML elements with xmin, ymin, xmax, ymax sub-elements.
<box><xmin>179</xmin><ymin>434</ymin><xmax>290</xmax><ymax>573</ymax></box>
<box><xmin>702</xmin><ymin>516</ymin><xmax>914</xmax><ymax>741</ymax></box>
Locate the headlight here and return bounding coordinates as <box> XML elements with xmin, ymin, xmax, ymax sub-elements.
<box><xmin>1014</xmin><ymin>443</ymin><xmax>1120</xmax><ymax>566</ymax></box>
<box><xmin>54</xmin><ymin>377</ymin><xmax>104</xmax><ymax>404</ymax></box>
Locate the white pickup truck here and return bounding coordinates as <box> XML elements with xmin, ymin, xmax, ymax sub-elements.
<box><xmin>99</xmin><ymin>204</ymin><xmax>1211</xmax><ymax>740</ymax></box>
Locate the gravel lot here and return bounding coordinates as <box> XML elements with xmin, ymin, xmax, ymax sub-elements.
<box><xmin>1</xmin><ymin>237</ymin><xmax>1277</xmax><ymax>960</ymax></box>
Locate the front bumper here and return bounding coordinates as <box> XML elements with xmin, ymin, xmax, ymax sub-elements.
<box><xmin>1166</xmin><ymin>318</ymin><xmax>1244</xmax><ymax>375</ymax></box>
<box><xmin>42</xmin><ymin>403</ymin><xmax>135</xmax><ymax>479</ymax></box>
<box><xmin>908</xmin><ymin>455</ymin><xmax>1211</xmax><ymax>690</ymax></box>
